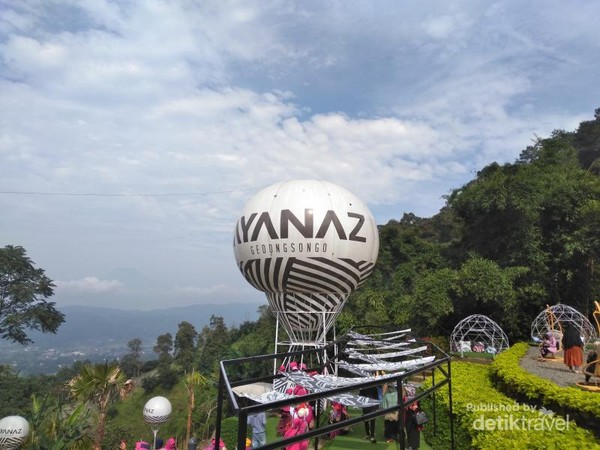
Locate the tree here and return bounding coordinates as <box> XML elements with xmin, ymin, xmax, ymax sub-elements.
<box><xmin>68</xmin><ymin>362</ymin><xmax>134</xmax><ymax>450</ymax></box>
<box><xmin>184</xmin><ymin>370</ymin><xmax>207</xmax><ymax>443</ymax></box>
<box><xmin>447</xmin><ymin>136</ymin><xmax>600</xmax><ymax>326</ymax></box>
<box><xmin>120</xmin><ymin>338</ymin><xmax>143</xmax><ymax>378</ymax></box>
<box><xmin>127</xmin><ymin>338</ymin><xmax>142</xmax><ymax>358</ymax></box>
<box><xmin>338</xmin><ymin>288</ymin><xmax>389</xmax><ymax>332</ymax></box>
<box><xmin>197</xmin><ymin>316</ymin><xmax>230</xmax><ymax>373</ymax></box>
<box><xmin>152</xmin><ymin>332</ymin><xmax>178</xmax><ymax>390</ymax></box>
<box><xmin>408</xmin><ymin>268</ymin><xmax>456</xmax><ymax>336</ymax></box>
<box><xmin>0</xmin><ymin>245</ymin><xmax>65</xmax><ymax>344</ymax></box>
<box><xmin>0</xmin><ymin>364</ymin><xmax>32</xmax><ymax>418</ymax></box>
<box><xmin>174</xmin><ymin>321</ymin><xmax>198</xmax><ymax>373</ymax></box>
<box><xmin>153</xmin><ymin>333</ymin><xmax>173</xmax><ymax>364</ymax></box>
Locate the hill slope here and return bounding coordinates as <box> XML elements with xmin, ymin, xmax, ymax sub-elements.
<box><xmin>0</xmin><ymin>302</ymin><xmax>263</xmax><ymax>373</ymax></box>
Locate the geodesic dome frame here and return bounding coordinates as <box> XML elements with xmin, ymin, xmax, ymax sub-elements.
<box><xmin>450</xmin><ymin>314</ymin><xmax>509</xmax><ymax>356</ymax></box>
<box><xmin>530</xmin><ymin>303</ymin><xmax>597</xmax><ymax>345</ymax></box>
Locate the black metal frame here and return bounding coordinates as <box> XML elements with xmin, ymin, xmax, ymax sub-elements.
<box><xmin>214</xmin><ymin>329</ymin><xmax>455</xmax><ymax>450</ymax></box>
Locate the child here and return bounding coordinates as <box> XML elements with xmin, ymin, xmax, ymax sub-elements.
<box><xmin>328</xmin><ymin>402</ymin><xmax>350</xmax><ymax>439</ymax></box>
<box><xmin>540</xmin><ymin>331</ymin><xmax>558</xmax><ymax>358</ymax></box>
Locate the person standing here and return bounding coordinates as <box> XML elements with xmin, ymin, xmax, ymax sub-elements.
<box><xmin>359</xmin><ymin>385</ymin><xmax>379</xmax><ymax>443</ymax></box>
<box><xmin>562</xmin><ymin>323</ymin><xmax>584</xmax><ymax>373</ymax></box>
<box><xmin>247</xmin><ymin>411</ymin><xmax>267</xmax><ymax>448</ymax></box>
<box><xmin>381</xmin><ymin>384</ymin><xmax>399</xmax><ymax>443</ymax></box>
<box><xmin>404</xmin><ymin>398</ymin><xmax>424</xmax><ymax>450</ymax></box>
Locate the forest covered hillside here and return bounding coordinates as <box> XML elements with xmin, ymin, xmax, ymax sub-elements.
<box><xmin>337</xmin><ymin>108</ymin><xmax>600</xmax><ymax>343</ymax></box>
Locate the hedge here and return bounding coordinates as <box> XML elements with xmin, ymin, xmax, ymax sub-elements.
<box><xmin>420</xmin><ymin>361</ymin><xmax>599</xmax><ymax>449</ymax></box>
<box><xmin>490</xmin><ymin>342</ymin><xmax>600</xmax><ymax>436</ymax></box>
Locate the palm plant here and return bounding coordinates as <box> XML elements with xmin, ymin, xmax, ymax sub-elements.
<box><xmin>184</xmin><ymin>370</ymin><xmax>207</xmax><ymax>443</ymax></box>
<box><xmin>26</xmin><ymin>394</ymin><xmax>93</xmax><ymax>449</ymax></box>
<box><xmin>68</xmin><ymin>362</ymin><xmax>134</xmax><ymax>450</ymax></box>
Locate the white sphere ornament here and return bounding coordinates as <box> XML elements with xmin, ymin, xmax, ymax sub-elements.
<box><xmin>233</xmin><ymin>180</ymin><xmax>379</xmax><ymax>341</ymax></box>
<box><xmin>143</xmin><ymin>396</ymin><xmax>172</xmax><ymax>426</ymax></box>
<box><xmin>0</xmin><ymin>415</ymin><xmax>29</xmax><ymax>450</ymax></box>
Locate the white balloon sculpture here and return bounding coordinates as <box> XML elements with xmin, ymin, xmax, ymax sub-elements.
<box><xmin>0</xmin><ymin>416</ymin><xmax>29</xmax><ymax>450</ymax></box>
<box><xmin>233</xmin><ymin>180</ymin><xmax>379</xmax><ymax>344</ymax></box>
<box><xmin>143</xmin><ymin>396</ymin><xmax>172</xmax><ymax>448</ymax></box>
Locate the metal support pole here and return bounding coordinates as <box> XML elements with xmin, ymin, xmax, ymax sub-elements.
<box><xmin>314</xmin><ymin>394</ymin><xmax>321</xmax><ymax>450</ymax></box>
<box><xmin>273</xmin><ymin>315</ymin><xmax>280</xmax><ymax>375</ymax></box>
<box><xmin>398</xmin><ymin>378</ymin><xmax>405</xmax><ymax>450</ymax></box>
<box><xmin>448</xmin><ymin>361</ymin><xmax>455</xmax><ymax>450</ymax></box>
<box><xmin>432</xmin><ymin>367</ymin><xmax>436</xmax><ymax>437</ymax></box>
<box><xmin>237</xmin><ymin>410</ymin><xmax>248</xmax><ymax>450</ymax></box>
<box><xmin>214</xmin><ymin>371</ymin><xmax>225</xmax><ymax>450</ymax></box>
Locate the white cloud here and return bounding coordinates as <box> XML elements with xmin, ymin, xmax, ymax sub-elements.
<box><xmin>1</xmin><ymin>0</ymin><xmax>599</xmax><ymax>309</ymax></box>
<box><xmin>56</xmin><ymin>277</ymin><xmax>123</xmax><ymax>293</ymax></box>
<box><xmin>174</xmin><ymin>284</ymin><xmax>242</xmax><ymax>297</ymax></box>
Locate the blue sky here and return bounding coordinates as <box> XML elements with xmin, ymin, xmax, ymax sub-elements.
<box><xmin>1</xmin><ymin>1</ymin><xmax>599</xmax><ymax>310</ymax></box>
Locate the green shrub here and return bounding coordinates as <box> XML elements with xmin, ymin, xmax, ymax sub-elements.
<box><xmin>422</xmin><ymin>335</ymin><xmax>451</xmax><ymax>352</ymax></box>
<box><xmin>220</xmin><ymin>416</ymin><xmax>240</xmax><ymax>449</ymax></box>
<box><xmin>490</xmin><ymin>342</ymin><xmax>600</xmax><ymax>433</ymax></box>
<box><xmin>141</xmin><ymin>374</ymin><xmax>159</xmax><ymax>393</ymax></box>
<box><xmin>421</xmin><ymin>360</ymin><xmax>599</xmax><ymax>449</ymax></box>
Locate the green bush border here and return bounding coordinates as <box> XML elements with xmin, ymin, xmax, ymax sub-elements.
<box><xmin>218</xmin><ymin>416</ymin><xmax>240</xmax><ymax>450</ymax></box>
<box><xmin>489</xmin><ymin>342</ymin><xmax>600</xmax><ymax>436</ymax></box>
<box><xmin>420</xmin><ymin>360</ymin><xmax>599</xmax><ymax>449</ymax></box>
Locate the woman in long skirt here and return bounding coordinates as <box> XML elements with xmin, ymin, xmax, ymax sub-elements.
<box><xmin>562</xmin><ymin>323</ymin><xmax>584</xmax><ymax>373</ymax></box>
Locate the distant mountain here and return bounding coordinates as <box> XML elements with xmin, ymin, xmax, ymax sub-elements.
<box><xmin>39</xmin><ymin>303</ymin><xmax>262</xmax><ymax>349</ymax></box>
<box><xmin>0</xmin><ymin>303</ymin><xmax>263</xmax><ymax>373</ymax></box>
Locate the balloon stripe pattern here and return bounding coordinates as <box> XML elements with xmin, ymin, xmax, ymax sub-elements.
<box><xmin>240</xmin><ymin>255</ymin><xmax>375</xmax><ymax>340</ymax></box>
<box><xmin>0</xmin><ymin>437</ymin><xmax>26</xmax><ymax>450</ymax></box>
<box><xmin>143</xmin><ymin>414</ymin><xmax>171</xmax><ymax>425</ymax></box>
<box><xmin>238</xmin><ymin>256</ymin><xmax>375</xmax><ymax>294</ymax></box>
<box><xmin>0</xmin><ymin>416</ymin><xmax>29</xmax><ymax>450</ymax></box>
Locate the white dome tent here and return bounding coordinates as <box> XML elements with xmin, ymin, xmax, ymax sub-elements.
<box><xmin>530</xmin><ymin>303</ymin><xmax>597</xmax><ymax>346</ymax></box>
<box><xmin>450</xmin><ymin>314</ymin><xmax>509</xmax><ymax>357</ymax></box>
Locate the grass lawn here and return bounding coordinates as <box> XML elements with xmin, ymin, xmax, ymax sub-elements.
<box><xmin>265</xmin><ymin>415</ymin><xmax>432</xmax><ymax>450</ymax></box>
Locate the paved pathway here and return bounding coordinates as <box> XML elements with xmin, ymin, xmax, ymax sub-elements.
<box><xmin>519</xmin><ymin>345</ymin><xmax>589</xmax><ymax>387</ymax></box>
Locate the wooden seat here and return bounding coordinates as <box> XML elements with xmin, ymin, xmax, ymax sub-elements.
<box><xmin>576</xmin><ymin>357</ymin><xmax>600</xmax><ymax>392</ymax></box>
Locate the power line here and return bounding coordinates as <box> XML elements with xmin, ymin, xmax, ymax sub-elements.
<box><xmin>0</xmin><ymin>187</ymin><xmax>262</xmax><ymax>197</ymax></box>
